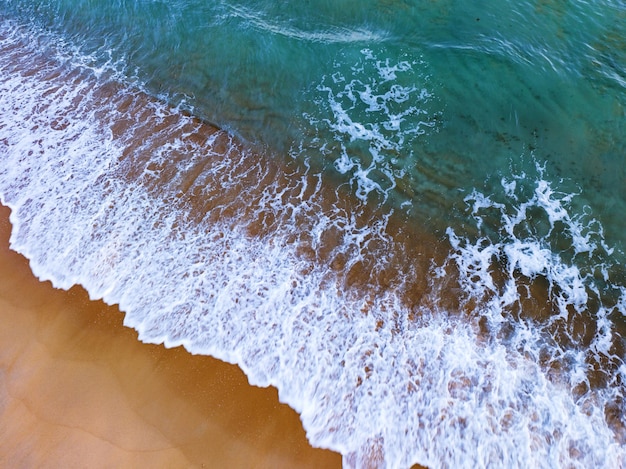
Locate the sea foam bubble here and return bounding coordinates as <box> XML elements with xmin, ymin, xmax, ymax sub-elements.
<box><xmin>303</xmin><ymin>48</ymin><xmax>438</xmax><ymax>203</ymax></box>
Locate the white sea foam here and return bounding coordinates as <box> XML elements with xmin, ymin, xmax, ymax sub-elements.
<box><xmin>225</xmin><ymin>3</ymin><xmax>388</xmax><ymax>44</ymax></box>
<box><xmin>1</xmin><ymin>21</ymin><xmax>624</xmax><ymax>469</ymax></box>
<box><xmin>443</xmin><ymin>167</ymin><xmax>625</xmax><ymax>399</ymax></box>
<box><xmin>304</xmin><ymin>48</ymin><xmax>437</xmax><ymax>202</ymax></box>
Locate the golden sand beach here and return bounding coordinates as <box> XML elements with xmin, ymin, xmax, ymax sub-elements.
<box><xmin>0</xmin><ymin>204</ymin><xmax>341</xmax><ymax>468</ymax></box>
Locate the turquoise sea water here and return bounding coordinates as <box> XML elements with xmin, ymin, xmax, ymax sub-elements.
<box><xmin>0</xmin><ymin>1</ymin><xmax>625</xmax><ymax>467</ymax></box>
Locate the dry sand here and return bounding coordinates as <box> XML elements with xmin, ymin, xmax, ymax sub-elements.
<box><xmin>0</xmin><ymin>204</ymin><xmax>341</xmax><ymax>468</ymax></box>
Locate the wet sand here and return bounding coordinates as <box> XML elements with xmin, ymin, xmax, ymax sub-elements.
<box><xmin>0</xmin><ymin>204</ymin><xmax>341</xmax><ymax>468</ymax></box>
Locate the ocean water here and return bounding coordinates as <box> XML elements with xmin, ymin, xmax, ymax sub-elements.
<box><xmin>0</xmin><ymin>1</ymin><xmax>625</xmax><ymax>467</ymax></box>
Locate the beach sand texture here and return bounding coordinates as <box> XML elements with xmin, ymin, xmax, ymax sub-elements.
<box><xmin>0</xmin><ymin>204</ymin><xmax>341</xmax><ymax>468</ymax></box>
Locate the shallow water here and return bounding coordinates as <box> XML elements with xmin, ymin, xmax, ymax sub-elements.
<box><xmin>0</xmin><ymin>1</ymin><xmax>625</xmax><ymax>467</ymax></box>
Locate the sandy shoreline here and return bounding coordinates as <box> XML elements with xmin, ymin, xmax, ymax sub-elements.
<box><xmin>0</xmin><ymin>204</ymin><xmax>341</xmax><ymax>468</ymax></box>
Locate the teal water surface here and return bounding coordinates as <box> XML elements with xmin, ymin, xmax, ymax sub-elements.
<box><xmin>4</xmin><ymin>1</ymin><xmax>625</xmax><ymax>233</ymax></box>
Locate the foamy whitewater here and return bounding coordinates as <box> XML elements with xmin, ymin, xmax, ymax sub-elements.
<box><xmin>1</xmin><ymin>7</ymin><xmax>625</xmax><ymax>469</ymax></box>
